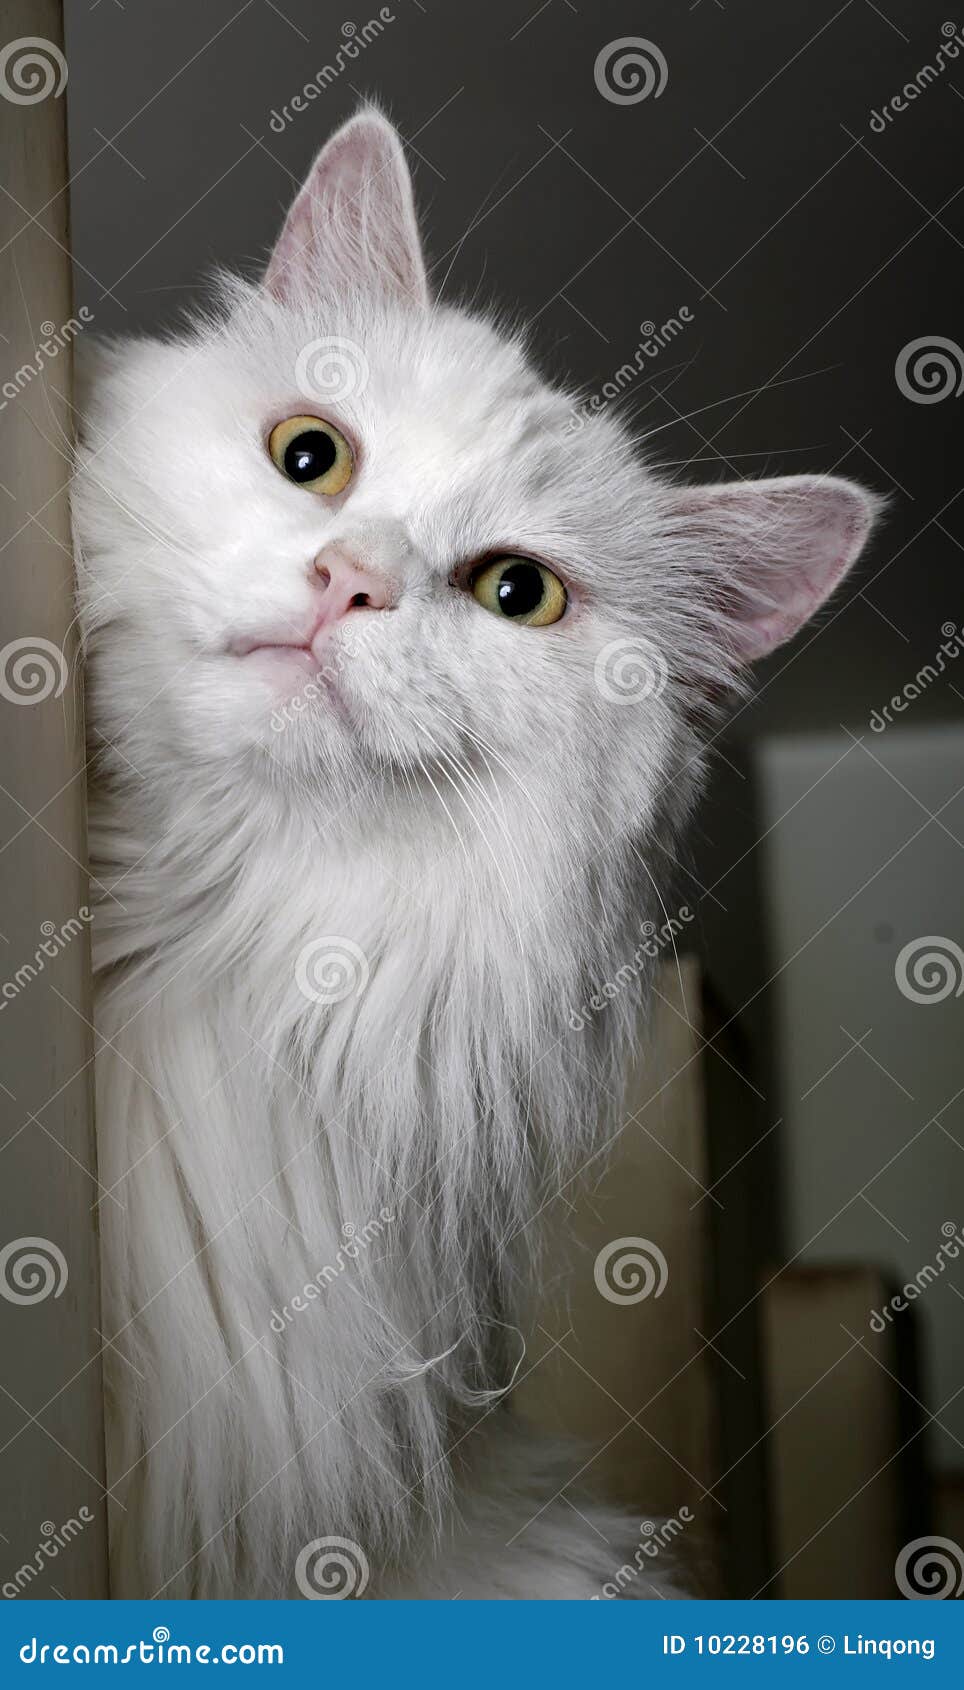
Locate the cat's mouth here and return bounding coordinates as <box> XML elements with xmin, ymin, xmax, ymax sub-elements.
<box><xmin>227</xmin><ymin>620</ymin><xmax>369</xmax><ymax>729</ymax></box>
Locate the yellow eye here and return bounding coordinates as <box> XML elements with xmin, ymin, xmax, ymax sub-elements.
<box><xmin>267</xmin><ymin>415</ymin><xmax>353</xmax><ymax>495</ymax></box>
<box><xmin>470</xmin><ymin>556</ymin><xmax>567</xmax><ymax>627</ymax></box>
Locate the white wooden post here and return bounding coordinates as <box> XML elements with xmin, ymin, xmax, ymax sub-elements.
<box><xmin>0</xmin><ymin>0</ymin><xmax>109</xmax><ymax>1598</ymax></box>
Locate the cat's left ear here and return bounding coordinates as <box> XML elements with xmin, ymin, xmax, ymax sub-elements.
<box><xmin>264</xmin><ymin>107</ymin><xmax>428</xmax><ymax>307</ymax></box>
<box><xmin>661</xmin><ymin>474</ymin><xmax>881</xmax><ymax>661</ymax></box>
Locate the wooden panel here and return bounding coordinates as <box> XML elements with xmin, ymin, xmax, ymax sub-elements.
<box><xmin>761</xmin><ymin>1266</ymin><xmax>917</xmax><ymax>1599</ymax></box>
<box><xmin>0</xmin><ymin>1</ymin><xmax>108</xmax><ymax>1597</ymax></box>
<box><xmin>518</xmin><ymin>957</ymin><xmax>720</xmax><ymax>1591</ymax></box>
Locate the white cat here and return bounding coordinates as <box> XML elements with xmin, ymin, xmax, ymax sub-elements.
<box><xmin>73</xmin><ymin>107</ymin><xmax>878</xmax><ymax>1599</ymax></box>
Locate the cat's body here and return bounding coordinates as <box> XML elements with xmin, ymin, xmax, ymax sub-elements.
<box><xmin>74</xmin><ymin>109</ymin><xmax>877</xmax><ymax>1598</ymax></box>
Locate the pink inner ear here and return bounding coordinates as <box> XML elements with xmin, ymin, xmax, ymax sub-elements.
<box><xmin>264</xmin><ymin>111</ymin><xmax>429</xmax><ymax>308</ymax></box>
<box><xmin>666</xmin><ymin>476</ymin><xmax>879</xmax><ymax>662</ymax></box>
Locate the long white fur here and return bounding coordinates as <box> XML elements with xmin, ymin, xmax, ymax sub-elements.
<box><xmin>72</xmin><ymin>107</ymin><xmax>878</xmax><ymax>1599</ymax></box>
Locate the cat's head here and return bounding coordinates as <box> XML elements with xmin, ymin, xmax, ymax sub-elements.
<box><xmin>74</xmin><ymin>107</ymin><xmax>879</xmax><ymax>858</ymax></box>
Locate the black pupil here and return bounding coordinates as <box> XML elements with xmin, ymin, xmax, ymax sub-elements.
<box><xmin>283</xmin><ymin>429</ymin><xmax>337</xmax><ymax>483</ymax></box>
<box><xmin>496</xmin><ymin>561</ymin><xmax>545</xmax><ymax>617</ymax></box>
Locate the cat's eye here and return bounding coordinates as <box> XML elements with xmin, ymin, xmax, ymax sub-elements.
<box><xmin>470</xmin><ymin>557</ymin><xmax>567</xmax><ymax>627</ymax></box>
<box><xmin>267</xmin><ymin>415</ymin><xmax>353</xmax><ymax>495</ymax></box>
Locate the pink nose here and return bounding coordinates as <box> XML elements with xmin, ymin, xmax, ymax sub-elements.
<box><xmin>312</xmin><ymin>544</ymin><xmax>393</xmax><ymax>627</ymax></box>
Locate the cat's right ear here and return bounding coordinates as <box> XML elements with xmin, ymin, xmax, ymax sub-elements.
<box><xmin>264</xmin><ymin>107</ymin><xmax>429</xmax><ymax>308</ymax></box>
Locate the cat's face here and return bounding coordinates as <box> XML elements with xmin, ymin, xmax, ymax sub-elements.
<box><xmin>75</xmin><ymin>109</ymin><xmax>878</xmax><ymax>851</ymax></box>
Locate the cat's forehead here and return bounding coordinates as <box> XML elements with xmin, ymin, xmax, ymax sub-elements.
<box><xmin>266</xmin><ymin>300</ymin><xmax>563</xmax><ymax>446</ymax></box>
<box><xmin>245</xmin><ymin>298</ymin><xmax>620</xmax><ymax>519</ymax></box>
